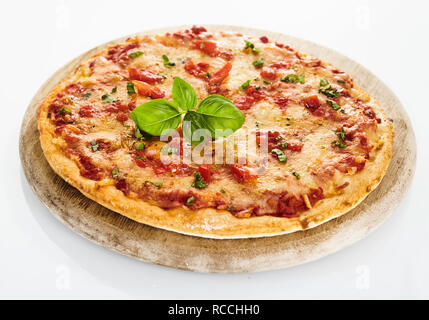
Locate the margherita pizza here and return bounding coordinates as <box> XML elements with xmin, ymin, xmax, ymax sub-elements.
<box><xmin>37</xmin><ymin>26</ymin><xmax>394</xmax><ymax>238</ymax></box>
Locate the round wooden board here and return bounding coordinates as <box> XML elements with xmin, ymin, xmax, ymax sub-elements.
<box><xmin>19</xmin><ymin>25</ymin><xmax>416</xmax><ymax>273</ymax></box>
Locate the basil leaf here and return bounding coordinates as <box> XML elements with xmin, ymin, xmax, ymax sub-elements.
<box><xmin>195</xmin><ymin>95</ymin><xmax>245</xmax><ymax>138</ymax></box>
<box><xmin>129</xmin><ymin>99</ymin><xmax>181</xmax><ymax>136</ymax></box>
<box><xmin>172</xmin><ymin>77</ymin><xmax>197</xmax><ymax>111</ymax></box>
<box><xmin>183</xmin><ymin>111</ymin><xmax>211</xmax><ymax>145</ymax></box>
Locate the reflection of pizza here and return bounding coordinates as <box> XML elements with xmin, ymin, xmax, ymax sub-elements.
<box><xmin>37</xmin><ymin>26</ymin><xmax>394</xmax><ymax>238</ymax></box>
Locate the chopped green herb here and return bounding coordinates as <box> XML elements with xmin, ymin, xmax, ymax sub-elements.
<box><xmin>112</xmin><ymin>168</ymin><xmax>119</xmax><ymax>180</ymax></box>
<box><xmin>319</xmin><ymin>86</ymin><xmax>342</xmax><ymax>98</ymax></box>
<box><xmin>101</xmin><ymin>94</ymin><xmax>119</xmax><ymax>103</ymax></box>
<box><xmin>240</xmin><ymin>80</ymin><xmax>251</xmax><ymax>90</ymax></box>
<box><xmin>335</xmin><ymin>127</ymin><xmax>346</xmax><ymax>141</ymax></box>
<box><xmin>271</xmin><ymin>148</ymin><xmax>287</xmax><ymax>162</ymax></box>
<box><xmin>292</xmin><ymin>171</ymin><xmax>301</xmax><ymax>180</ymax></box>
<box><xmin>90</xmin><ymin>140</ymin><xmax>99</xmax><ymax>152</ymax></box>
<box><xmin>111</xmin><ymin>86</ymin><xmax>117</xmax><ymax>94</ymax></box>
<box><xmin>129</xmin><ymin>51</ymin><xmax>144</xmax><ymax>59</ymax></box>
<box><xmin>252</xmin><ymin>58</ymin><xmax>264</xmax><ymax>68</ymax></box>
<box><xmin>255</xmin><ymin>85</ymin><xmax>261</xmax><ymax>90</ymax></box>
<box><xmin>83</xmin><ymin>92</ymin><xmax>92</xmax><ymax>100</ymax></box>
<box><xmin>263</xmin><ymin>80</ymin><xmax>270</xmax><ymax>85</ymax></box>
<box><xmin>162</xmin><ymin>54</ymin><xmax>175</xmax><ymax>67</ymax></box>
<box><xmin>135</xmin><ymin>156</ymin><xmax>146</xmax><ymax>160</ymax></box>
<box><xmin>332</xmin><ymin>140</ymin><xmax>346</xmax><ymax>148</ymax></box>
<box><xmin>145</xmin><ymin>180</ymin><xmax>163</xmax><ymax>188</ymax></box>
<box><xmin>206</xmin><ymin>72</ymin><xmax>211</xmax><ymax>78</ymax></box>
<box><xmin>186</xmin><ymin>196</ymin><xmax>195</xmax><ymax>206</ymax></box>
<box><xmin>327</xmin><ymin>99</ymin><xmax>341</xmax><ymax>111</ymax></box>
<box><xmin>320</xmin><ymin>78</ymin><xmax>330</xmax><ymax>86</ymax></box>
<box><xmin>277</xmin><ymin>141</ymin><xmax>288</xmax><ymax>149</ymax></box>
<box><xmin>192</xmin><ymin>172</ymin><xmax>207</xmax><ymax>189</ymax></box>
<box><xmin>200</xmin><ymin>41</ymin><xmax>206</xmax><ymax>49</ymax></box>
<box><xmin>135</xmin><ymin>142</ymin><xmax>145</xmax><ymax>151</ymax></box>
<box><xmin>244</xmin><ymin>40</ymin><xmax>260</xmax><ymax>53</ymax></box>
<box><xmin>337</xmin><ymin>79</ymin><xmax>346</xmax><ymax>84</ymax></box>
<box><xmin>161</xmin><ymin>147</ymin><xmax>178</xmax><ymax>154</ymax></box>
<box><xmin>280</xmin><ymin>73</ymin><xmax>305</xmax><ymax>84</ymax></box>
<box><xmin>244</xmin><ymin>40</ymin><xmax>254</xmax><ymax>49</ymax></box>
<box><xmin>59</xmin><ymin>107</ymin><xmax>71</xmax><ymax>115</ymax></box>
<box><xmin>127</xmin><ymin>82</ymin><xmax>136</xmax><ymax>94</ymax></box>
<box><xmin>220</xmin><ymin>189</ymin><xmax>226</xmax><ymax>193</ymax></box>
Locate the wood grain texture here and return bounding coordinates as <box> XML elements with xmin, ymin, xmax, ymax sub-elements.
<box><xmin>19</xmin><ymin>26</ymin><xmax>416</xmax><ymax>273</ymax></box>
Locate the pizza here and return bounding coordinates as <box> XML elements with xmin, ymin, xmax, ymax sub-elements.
<box><xmin>37</xmin><ymin>26</ymin><xmax>394</xmax><ymax>238</ymax></box>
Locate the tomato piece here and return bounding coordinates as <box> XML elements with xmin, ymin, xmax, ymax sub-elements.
<box><xmin>234</xmin><ymin>96</ymin><xmax>255</xmax><ymax>110</ymax></box>
<box><xmin>79</xmin><ymin>105</ymin><xmax>97</xmax><ymax>118</ymax></box>
<box><xmin>259</xmin><ymin>36</ymin><xmax>269</xmax><ymax>43</ymax></box>
<box><xmin>271</xmin><ymin>61</ymin><xmax>290</xmax><ymax>69</ymax></box>
<box><xmin>272</xmin><ymin>96</ymin><xmax>288</xmax><ymax>108</ymax></box>
<box><xmin>287</xmin><ymin>140</ymin><xmax>303</xmax><ymax>152</ymax></box>
<box><xmin>134</xmin><ymin>80</ymin><xmax>151</xmax><ymax>96</ymax></box>
<box><xmin>245</xmin><ymin>86</ymin><xmax>265</xmax><ymax>101</ymax></box>
<box><xmin>116</xmin><ymin>112</ymin><xmax>128</xmax><ymax>122</ymax></box>
<box><xmin>115</xmin><ymin>179</ymin><xmax>130</xmax><ymax>195</ymax></box>
<box><xmin>260</xmin><ymin>67</ymin><xmax>277</xmax><ymax>80</ymax></box>
<box><xmin>184</xmin><ymin>60</ymin><xmax>210</xmax><ymax>79</ymax></box>
<box><xmin>149</xmin><ymin>86</ymin><xmax>166</xmax><ymax>99</ymax></box>
<box><xmin>197</xmin><ymin>164</ymin><xmax>212</xmax><ymax>184</ymax></box>
<box><xmin>209</xmin><ymin>62</ymin><xmax>232</xmax><ymax>85</ymax></box>
<box><xmin>228</xmin><ymin>165</ymin><xmax>257</xmax><ymax>183</ymax></box>
<box><xmin>304</xmin><ymin>95</ymin><xmax>320</xmax><ymax>112</ymax></box>
<box><xmin>134</xmin><ymin>81</ymin><xmax>165</xmax><ymax>98</ymax></box>
<box><xmin>195</xmin><ymin>40</ymin><xmax>218</xmax><ymax>56</ymax></box>
<box><xmin>64</xmin><ymin>133</ymin><xmax>80</xmax><ymax>145</ymax></box>
<box><xmin>128</xmin><ymin>67</ymin><xmax>163</xmax><ymax>84</ymax></box>
<box><xmin>191</xmin><ymin>26</ymin><xmax>207</xmax><ymax>34</ymax></box>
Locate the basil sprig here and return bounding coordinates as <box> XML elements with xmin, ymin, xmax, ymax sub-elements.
<box><xmin>129</xmin><ymin>77</ymin><xmax>245</xmax><ymax>144</ymax></box>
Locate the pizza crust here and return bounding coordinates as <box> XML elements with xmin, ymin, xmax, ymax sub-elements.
<box><xmin>37</xmin><ymin>31</ymin><xmax>394</xmax><ymax>239</ymax></box>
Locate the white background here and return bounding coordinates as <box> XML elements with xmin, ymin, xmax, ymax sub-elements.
<box><xmin>0</xmin><ymin>0</ymin><xmax>427</xmax><ymax>299</ymax></box>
